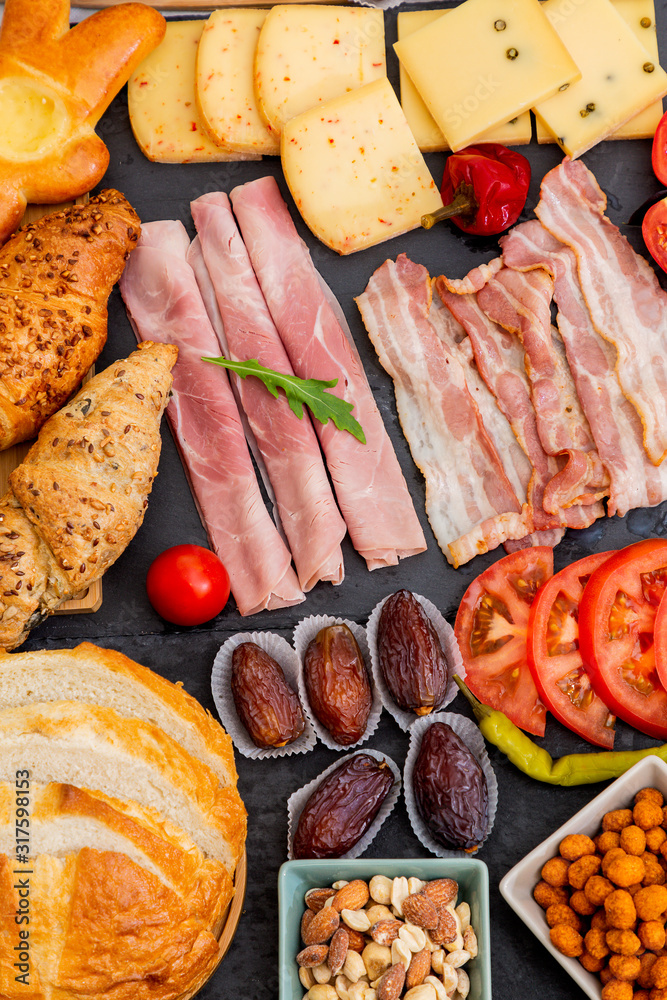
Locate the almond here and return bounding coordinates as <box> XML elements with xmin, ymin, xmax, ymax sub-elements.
<box><xmin>303</xmin><ymin>905</ymin><xmax>340</xmax><ymax>945</ymax></box>
<box><xmin>297</xmin><ymin>944</ymin><xmax>330</xmax><ymax>968</ymax></box>
<box><xmin>301</xmin><ymin>908</ymin><xmax>315</xmax><ymax>942</ymax></box>
<box><xmin>306</xmin><ymin>887</ymin><xmax>336</xmax><ymax>912</ymax></box>
<box><xmin>430</xmin><ymin>907</ymin><xmax>458</xmax><ymax>946</ymax></box>
<box><xmin>405</xmin><ymin>948</ymin><xmax>432</xmax><ymax>990</ymax></box>
<box><xmin>327</xmin><ymin>927</ymin><xmax>349</xmax><ymax>976</ymax></box>
<box><xmin>332</xmin><ymin>878</ymin><xmax>370</xmax><ymax>912</ymax></box>
<box><xmin>377</xmin><ymin>961</ymin><xmax>406</xmax><ymax>1000</ymax></box>
<box><xmin>346</xmin><ymin>928</ymin><xmax>367</xmax><ymax>953</ymax></box>
<box><xmin>401</xmin><ymin>892</ymin><xmax>439</xmax><ymax>930</ymax></box>
<box><xmin>423</xmin><ymin>879</ymin><xmax>458</xmax><ymax>911</ymax></box>
<box><xmin>370</xmin><ymin>919</ymin><xmax>404</xmax><ymax>945</ymax></box>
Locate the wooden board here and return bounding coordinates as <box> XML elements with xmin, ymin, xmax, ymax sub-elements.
<box><xmin>1</xmin><ymin>197</ymin><xmax>103</xmax><ymax>616</ymax></box>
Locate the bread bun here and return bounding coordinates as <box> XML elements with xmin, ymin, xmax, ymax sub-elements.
<box><xmin>0</xmin><ymin>645</ymin><xmax>247</xmax><ymax>1000</ymax></box>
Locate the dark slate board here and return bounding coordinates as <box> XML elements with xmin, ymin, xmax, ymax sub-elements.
<box><xmin>16</xmin><ymin>3</ymin><xmax>667</xmax><ymax>998</ymax></box>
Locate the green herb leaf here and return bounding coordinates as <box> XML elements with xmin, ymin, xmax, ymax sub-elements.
<box><xmin>202</xmin><ymin>356</ymin><xmax>366</xmax><ymax>444</ymax></box>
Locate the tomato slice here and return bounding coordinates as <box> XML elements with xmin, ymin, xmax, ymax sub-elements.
<box><xmin>651</xmin><ymin>109</ymin><xmax>667</xmax><ymax>187</ymax></box>
<box><xmin>642</xmin><ymin>197</ymin><xmax>667</xmax><ymax>274</ymax></box>
<box><xmin>578</xmin><ymin>538</ymin><xmax>667</xmax><ymax>741</ymax></box>
<box><xmin>454</xmin><ymin>547</ymin><xmax>553</xmax><ymax>736</ymax></box>
<box><xmin>527</xmin><ymin>552</ymin><xmax>616</xmax><ymax>749</ymax></box>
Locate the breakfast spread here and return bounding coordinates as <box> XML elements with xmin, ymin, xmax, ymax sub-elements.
<box><xmin>5</xmin><ymin>0</ymin><xmax>667</xmax><ymax>998</ymax></box>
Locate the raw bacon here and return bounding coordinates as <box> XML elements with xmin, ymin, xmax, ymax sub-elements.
<box><xmin>190</xmin><ymin>191</ymin><xmax>346</xmax><ymax>592</ymax></box>
<box><xmin>536</xmin><ymin>158</ymin><xmax>667</xmax><ymax>466</ymax></box>
<box><xmin>119</xmin><ymin>220</ymin><xmax>305</xmax><ymax>615</ymax></box>
<box><xmin>356</xmin><ymin>254</ymin><xmax>531</xmax><ymax>567</ymax></box>
<box><xmin>501</xmin><ymin>219</ymin><xmax>667</xmax><ymax>517</ymax></box>
<box><xmin>230</xmin><ymin>175</ymin><xmax>426</xmax><ymax>570</ymax></box>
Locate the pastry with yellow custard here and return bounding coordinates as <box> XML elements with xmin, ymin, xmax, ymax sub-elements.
<box><xmin>0</xmin><ymin>0</ymin><xmax>165</xmax><ymax>244</ymax></box>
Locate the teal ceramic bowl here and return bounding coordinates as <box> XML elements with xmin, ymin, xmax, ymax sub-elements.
<box><xmin>278</xmin><ymin>857</ymin><xmax>491</xmax><ymax>999</ymax></box>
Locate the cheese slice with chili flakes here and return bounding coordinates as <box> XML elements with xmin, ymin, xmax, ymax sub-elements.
<box><xmin>281</xmin><ymin>77</ymin><xmax>443</xmax><ymax>256</ymax></box>
<box><xmin>532</xmin><ymin>0</ymin><xmax>667</xmax><ymax>157</ymax></box>
<box><xmin>254</xmin><ymin>4</ymin><xmax>386</xmax><ymax>139</ymax></box>
<box><xmin>397</xmin><ymin>9</ymin><xmax>532</xmax><ymax>151</ymax></box>
<box><xmin>535</xmin><ymin>0</ymin><xmax>663</xmax><ymax>142</ymax></box>
<box><xmin>196</xmin><ymin>9</ymin><xmax>279</xmax><ymax>156</ymax></box>
<box><xmin>128</xmin><ymin>20</ymin><xmax>260</xmax><ymax>163</ymax></box>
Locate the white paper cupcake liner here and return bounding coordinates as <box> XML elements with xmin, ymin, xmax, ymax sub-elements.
<box><xmin>403</xmin><ymin>712</ymin><xmax>498</xmax><ymax>858</ymax></box>
<box><xmin>367</xmin><ymin>592</ymin><xmax>464</xmax><ymax>732</ymax></box>
<box><xmin>212</xmin><ymin>631</ymin><xmax>316</xmax><ymax>759</ymax></box>
<box><xmin>287</xmin><ymin>748</ymin><xmax>402</xmax><ymax>860</ymax></box>
<box><xmin>293</xmin><ymin>615</ymin><xmax>382</xmax><ymax>751</ymax></box>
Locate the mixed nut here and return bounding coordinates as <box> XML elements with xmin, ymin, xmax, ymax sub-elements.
<box><xmin>295</xmin><ymin>875</ymin><xmax>477</xmax><ymax>1000</ymax></box>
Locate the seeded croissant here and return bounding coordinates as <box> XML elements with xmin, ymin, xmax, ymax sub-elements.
<box><xmin>0</xmin><ymin>190</ymin><xmax>142</xmax><ymax>450</ymax></box>
<box><xmin>0</xmin><ymin>341</ymin><xmax>177</xmax><ymax>650</ymax></box>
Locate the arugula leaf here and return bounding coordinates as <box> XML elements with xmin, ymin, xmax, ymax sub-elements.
<box><xmin>202</xmin><ymin>356</ymin><xmax>366</xmax><ymax>444</ymax></box>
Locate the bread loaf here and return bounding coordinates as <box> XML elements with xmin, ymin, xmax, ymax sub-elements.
<box><xmin>0</xmin><ymin>0</ymin><xmax>166</xmax><ymax>242</ymax></box>
<box><xmin>0</xmin><ymin>190</ymin><xmax>142</xmax><ymax>449</ymax></box>
<box><xmin>0</xmin><ymin>341</ymin><xmax>177</xmax><ymax>650</ymax></box>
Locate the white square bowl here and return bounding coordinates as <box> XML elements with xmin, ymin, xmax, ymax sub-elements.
<box><xmin>499</xmin><ymin>754</ymin><xmax>667</xmax><ymax>1000</ymax></box>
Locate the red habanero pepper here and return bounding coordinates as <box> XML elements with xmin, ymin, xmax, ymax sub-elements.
<box><xmin>422</xmin><ymin>143</ymin><xmax>531</xmax><ymax>235</ymax></box>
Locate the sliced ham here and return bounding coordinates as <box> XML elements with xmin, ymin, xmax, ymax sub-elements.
<box><xmin>356</xmin><ymin>254</ymin><xmax>531</xmax><ymax>567</ymax></box>
<box><xmin>536</xmin><ymin>158</ymin><xmax>667</xmax><ymax>466</ymax></box>
<box><xmin>501</xmin><ymin>219</ymin><xmax>667</xmax><ymax>517</ymax></box>
<box><xmin>230</xmin><ymin>176</ymin><xmax>426</xmax><ymax>570</ymax></box>
<box><xmin>434</xmin><ymin>276</ymin><xmax>604</xmax><ymax>532</ymax></box>
<box><xmin>190</xmin><ymin>191</ymin><xmax>346</xmax><ymax>592</ymax></box>
<box><xmin>119</xmin><ymin>220</ymin><xmax>305</xmax><ymax>615</ymax></box>
<box><xmin>476</xmin><ymin>265</ymin><xmax>609</xmax><ymax>509</ymax></box>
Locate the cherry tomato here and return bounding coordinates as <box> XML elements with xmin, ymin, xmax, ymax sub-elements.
<box><xmin>578</xmin><ymin>538</ymin><xmax>667</xmax><ymax>741</ymax></box>
<box><xmin>454</xmin><ymin>547</ymin><xmax>553</xmax><ymax>736</ymax></box>
<box><xmin>641</xmin><ymin>197</ymin><xmax>667</xmax><ymax>273</ymax></box>
<box><xmin>527</xmin><ymin>551</ymin><xmax>616</xmax><ymax>749</ymax></box>
<box><xmin>146</xmin><ymin>544</ymin><xmax>230</xmax><ymax>626</ymax></box>
<box><xmin>651</xmin><ymin>109</ymin><xmax>667</xmax><ymax>187</ymax></box>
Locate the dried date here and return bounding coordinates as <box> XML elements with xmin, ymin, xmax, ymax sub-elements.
<box><xmin>412</xmin><ymin>722</ymin><xmax>488</xmax><ymax>852</ymax></box>
<box><xmin>292</xmin><ymin>753</ymin><xmax>395</xmax><ymax>859</ymax></box>
<box><xmin>304</xmin><ymin>623</ymin><xmax>372</xmax><ymax>745</ymax></box>
<box><xmin>377</xmin><ymin>590</ymin><xmax>449</xmax><ymax>716</ymax></box>
<box><xmin>231</xmin><ymin>642</ymin><xmax>305</xmax><ymax>748</ymax></box>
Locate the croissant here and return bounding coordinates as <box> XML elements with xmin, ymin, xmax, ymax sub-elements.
<box><xmin>0</xmin><ymin>189</ymin><xmax>142</xmax><ymax>449</ymax></box>
<box><xmin>0</xmin><ymin>0</ymin><xmax>165</xmax><ymax>242</ymax></box>
<box><xmin>0</xmin><ymin>341</ymin><xmax>177</xmax><ymax>650</ymax></box>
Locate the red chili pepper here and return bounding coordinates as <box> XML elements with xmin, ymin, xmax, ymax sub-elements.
<box><xmin>422</xmin><ymin>143</ymin><xmax>531</xmax><ymax>235</ymax></box>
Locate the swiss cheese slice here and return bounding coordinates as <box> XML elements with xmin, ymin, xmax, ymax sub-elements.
<box><xmin>196</xmin><ymin>9</ymin><xmax>279</xmax><ymax>156</ymax></box>
<box><xmin>128</xmin><ymin>20</ymin><xmax>259</xmax><ymax>163</ymax></box>
<box><xmin>397</xmin><ymin>9</ymin><xmax>531</xmax><ymax>151</ymax></box>
<box><xmin>281</xmin><ymin>77</ymin><xmax>443</xmax><ymax>256</ymax></box>
<box><xmin>254</xmin><ymin>4</ymin><xmax>386</xmax><ymax>138</ymax></box>
<box><xmin>393</xmin><ymin>0</ymin><xmax>580</xmax><ymax>152</ymax></box>
<box><xmin>533</xmin><ymin>0</ymin><xmax>667</xmax><ymax>157</ymax></box>
<box><xmin>536</xmin><ymin>0</ymin><xmax>663</xmax><ymax>142</ymax></box>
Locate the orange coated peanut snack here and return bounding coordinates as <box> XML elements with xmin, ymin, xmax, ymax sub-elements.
<box><xmin>534</xmin><ymin>787</ymin><xmax>667</xmax><ymax>1000</ymax></box>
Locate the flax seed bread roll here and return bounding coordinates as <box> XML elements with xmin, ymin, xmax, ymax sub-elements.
<box><xmin>0</xmin><ymin>341</ymin><xmax>177</xmax><ymax>650</ymax></box>
<box><xmin>0</xmin><ymin>191</ymin><xmax>142</xmax><ymax>449</ymax></box>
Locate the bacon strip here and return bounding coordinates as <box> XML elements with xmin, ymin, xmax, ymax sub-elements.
<box><xmin>501</xmin><ymin>219</ymin><xmax>667</xmax><ymax>517</ymax></box>
<box><xmin>230</xmin><ymin>176</ymin><xmax>426</xmax><ymax>570</ymax></box>
<box><xmin>434</xmin><ymin>276</ymin><xmax>604</xmax><ymax>532</ymax></box>
<box><xmin>536</xmin><ymin>158</ymin><xmax>667</xmax><ymax>466</ymax></box>
<box><xmin>356</xmin><ymin>254</ymin><xmax>531</xmax><ymax>567</ymax></box>
<box><xmin>190</xmin><ymin>192</ymin><xmax>346</xmax><ymax>592</ymax></box>
<box><xmin>119</xmin><ymin>220</ymin><xmax>305</xmax><ymax>615</ymax></box>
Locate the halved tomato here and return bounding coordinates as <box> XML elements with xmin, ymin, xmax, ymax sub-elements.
<box><xmin>578</xmin><ymin>538</ymin><xmax>667</xmax><ymax>741</ymax></box>
<box><xmin>527</xmin><ymin>551</ymin><xmax>616</xmax><ymax>749</ymax></box>
<box><xmin>454</xmin><ymin>547</ymin><xmax>553</xmax><ymax>736</ymax></box>
<box><xmin>642</xmin><ymin>197</ymin><xmax>667</xmax><ymax>274</ymax></box>
<box><xmin>652</xmin><ymin>109</ymin><xmax>667</xmax><ymax>187</ymax></box>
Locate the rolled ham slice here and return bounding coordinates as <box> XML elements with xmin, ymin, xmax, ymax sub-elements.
<box><xmin>190</xmin><ymin>191</ymin><xmax>346</xmax><ymax>592</ymax></box>
<box><xmin>230</xmin><ymin>176</ymin><xmax>426</xmax><ymax>570</ymax></box>
<box><xmin>536</xmin><ymin>158</ymin><xmax>667</xmax><ymax>466</ymax></box>
<box><xmin>356</xmin><ymin>254</ymin><xmax>531</xmax><ymax>567</ymax></box>
<box><xmin>119</xmin><ymin>220</ymin><xmax>305</xmax><ymax>616</ymax></box>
